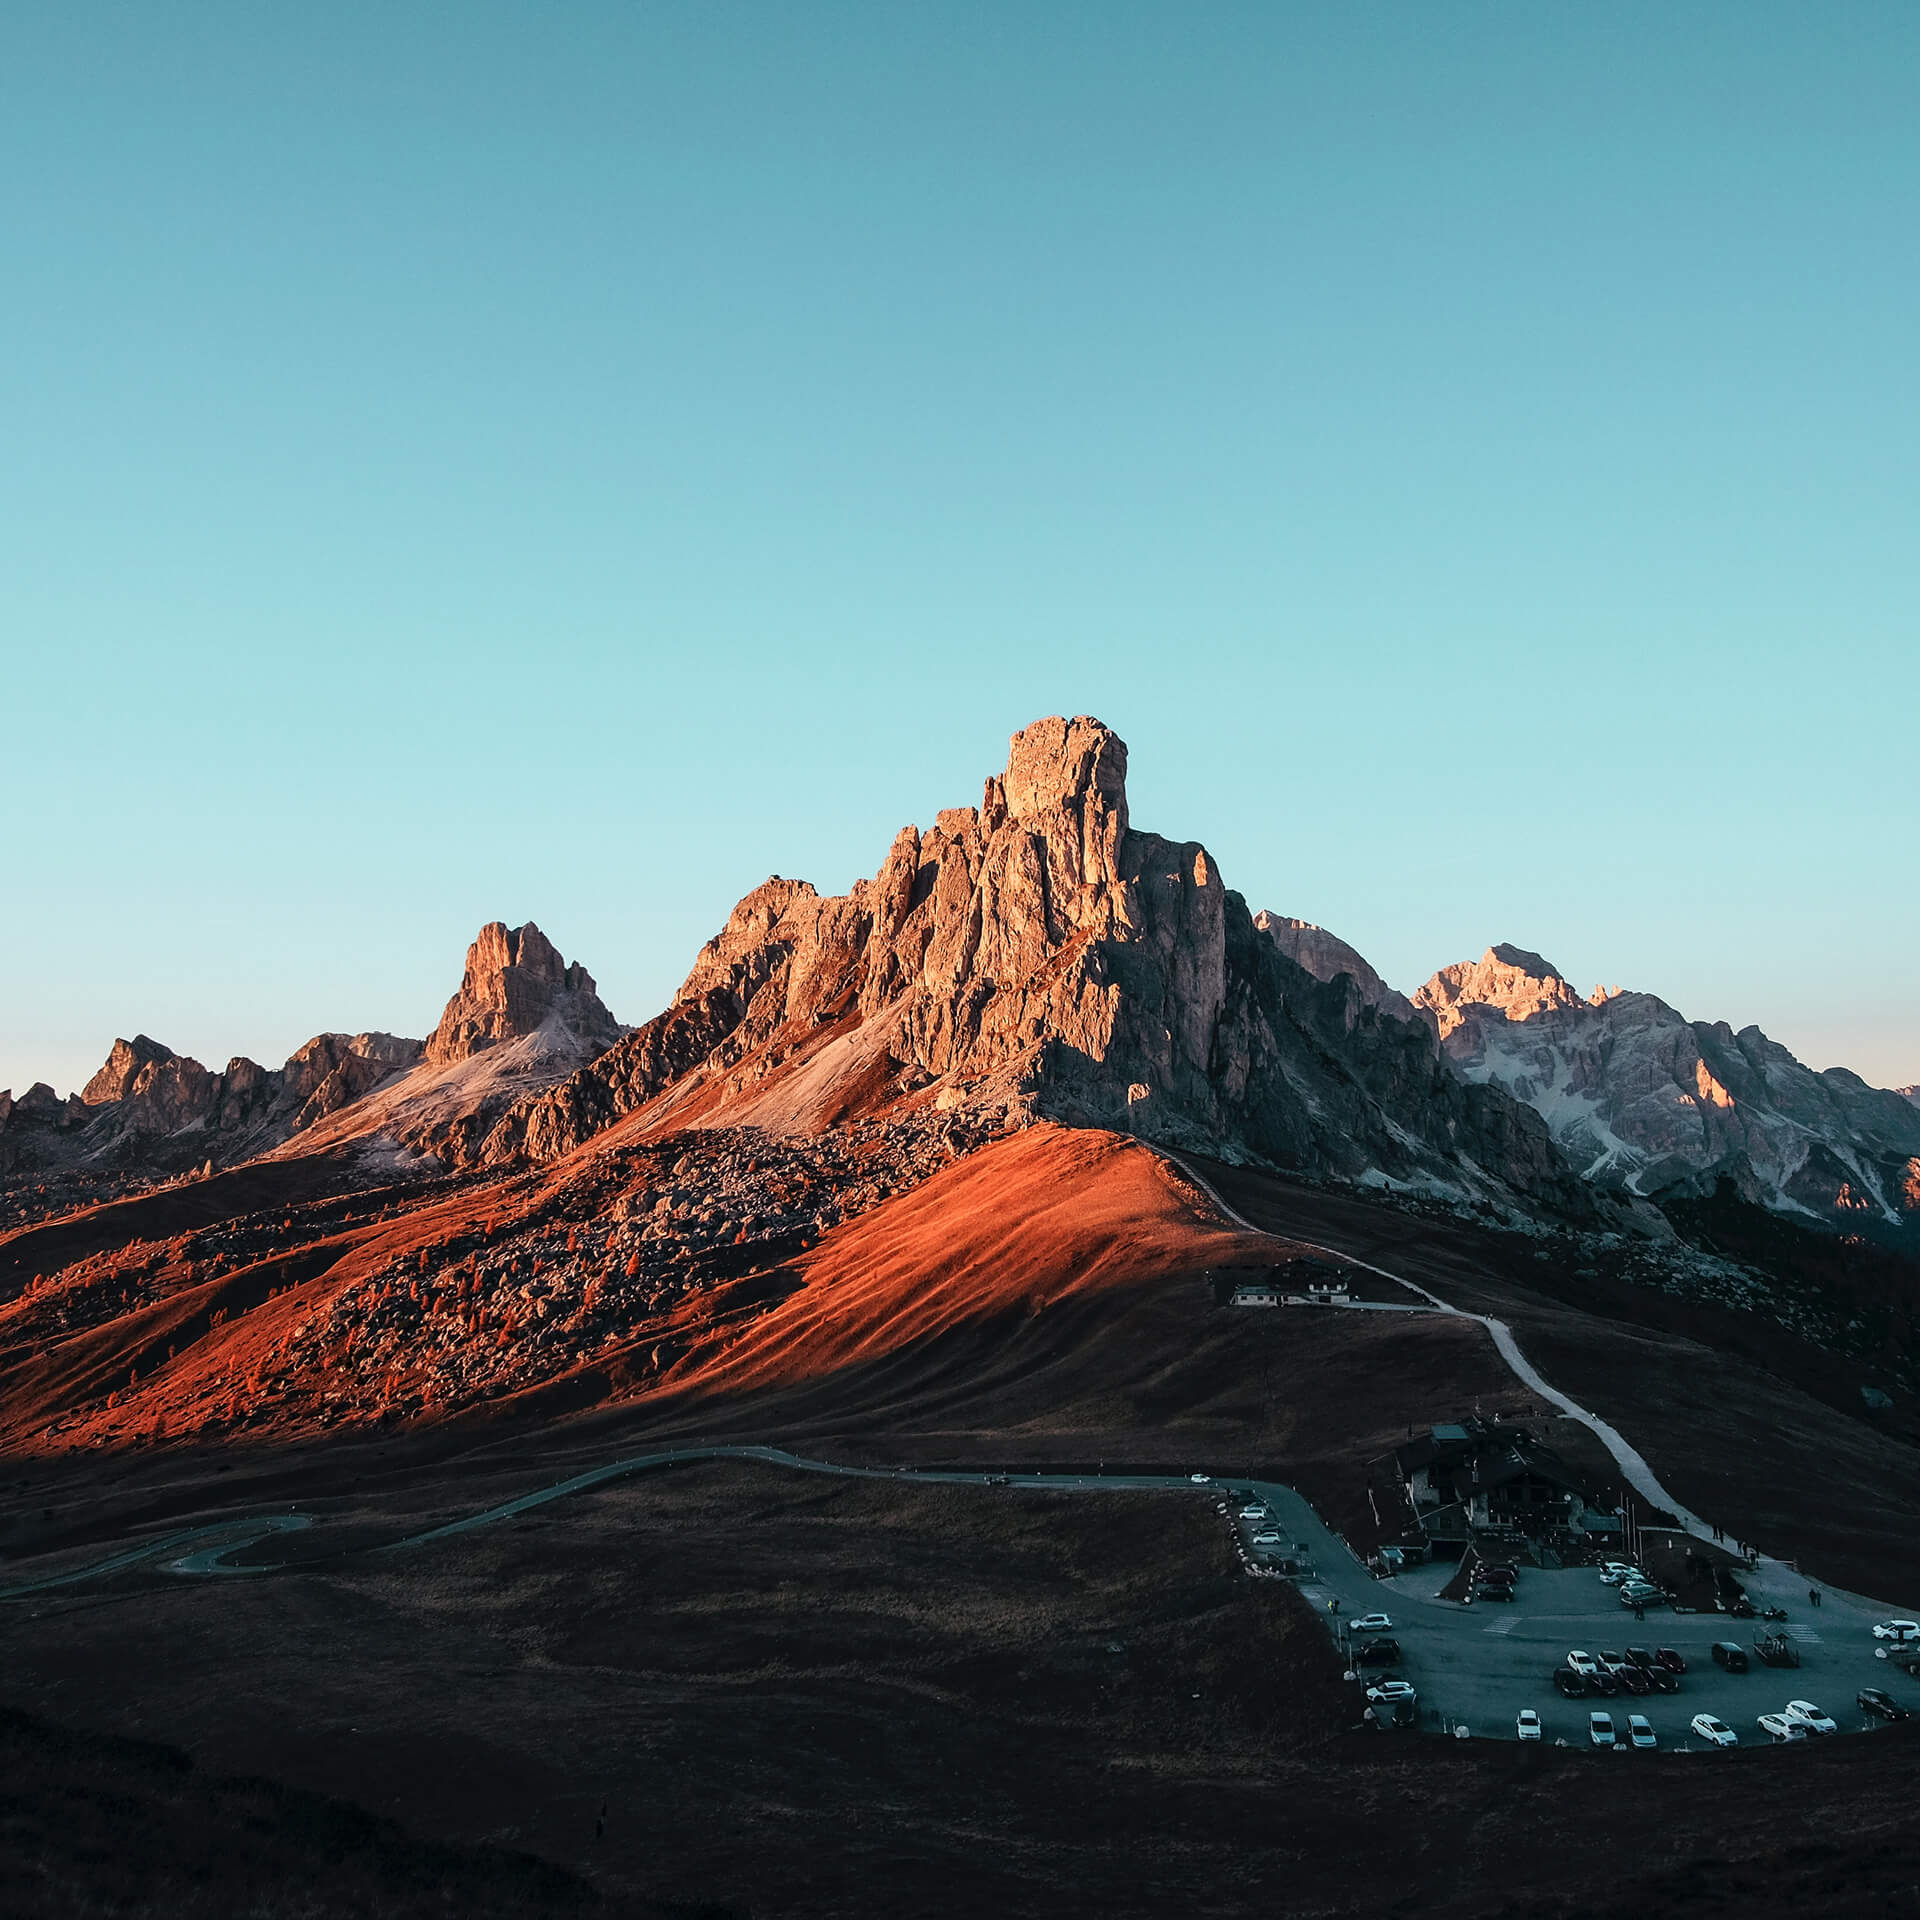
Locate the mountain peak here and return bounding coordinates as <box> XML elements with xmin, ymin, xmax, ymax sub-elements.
<box><xmin>424</xmin><ymin>921</ymin><xmax>621</xmax><ymax>1067</ymax></box>
<box><xmin>1488</xmin><ymin>943</ymin><xmax>1564</xmax><ymax>982</ymax></box>
<box><xmin>1413</xmin><ymin>946</ymin><xmax>1584</xmax><ymax>1038</ymax></box>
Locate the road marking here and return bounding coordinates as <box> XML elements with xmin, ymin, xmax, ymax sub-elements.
<box><xmin>1483</xmin><ymin>1617</ymin><xmax>1519</xmax><ymax>1635</ymax></box>
<box><xmin>1786</xmin><ymin>1626</ymin><xmax>1822</xmax><ymax>1643</ymax></box>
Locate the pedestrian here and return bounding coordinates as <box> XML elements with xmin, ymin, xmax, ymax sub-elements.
<box><xmin>1810</xmin><ymin>1586</ymin><xmax>1821</xmax><ymax>1608</ymax></box>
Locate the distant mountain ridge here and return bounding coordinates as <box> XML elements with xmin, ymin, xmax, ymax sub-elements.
<box><xmin>0</xmin><ymin>920</ymin><xmax>618</xmax><ymax>1186</ymax></box>
<box><xmin>1410</xmin><ymin>944</ymin><xmax>1920</xmax><ymax>1232</ymax></box>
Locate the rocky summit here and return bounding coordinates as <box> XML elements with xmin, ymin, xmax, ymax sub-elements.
<box><xmin>1413</xmin><ymin>943</ymin><xmax>1920</xmax><ymax>1232</ymax></box>
<box><xmin>424</xmin><ymin>921</ymin><xmax>622</xmax><ymax>1066</ymax></box>
<box><xmin>478</xmin><ymin>717</ymin><xmax>1586</xmax><ymax>1213</ymax></box>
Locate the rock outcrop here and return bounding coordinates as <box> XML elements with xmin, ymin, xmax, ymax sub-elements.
<box><xmin>424</xmin><ymin>922</ymin><xmax>621</xmax><ymax>1066</ymax></box>
<box><xmin>1414</xmin><ymin>945</ymin><xmax>1920</xmax><ymax>1233</ymax></box>
<box><xmin>480</xmin><ymin>717</ymin><xmax>1589</xmax><ymax>1214</ymax></box>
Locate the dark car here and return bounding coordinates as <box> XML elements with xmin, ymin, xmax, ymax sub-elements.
<box><xmin>1353</xmin><ymin>1638</ymin><xmax>1401</xmax><ymax>1666</ymax></box>
<box><xmin>1587</xmin><ymin>1667</ymin><xmax>1621</xmax><ymax>1696</ymax></box>
<box><xmin>1615</xmin><ymin>1664</ymin><xmax>1652</xmax><ymax>1695</ymax></box>
<box><xmin>1473</xmin><ymin>1583</ymin><xmax>1515</xmax><ymax>1601</ymax></box>
<box><xmin>1711</xmin><ymin>1641</ymin><xmax>1749</xmax><ymax>1673</ymax></box>
<box><xmin>1625</xmin><ymin>1647</ymin><xmax>1657</xmax><ymax>1669</ymax></box>
<box><xmin>1729</xmin><ymin>1597</ymin><xmax>1757</xmax><ymax>1619</ymax></box>
<box><xmin>1655</xmin><ymin>1647</ymin><xmax>1687</xmax><ymax>1674</ymax></box>
<box><xmin>1554</xmin><ymin>1667</ymin><xmax>1589</xmax><ymax>1699</ymax></box>
<box><xmin>1480</xmin><ymin>1564</ymin><xmax>1518</xmax><ymax>1583</ymax></box>
<box><xmin>1643</xmin><ymin>1666</ymin><xmax>1681</xmax><ymax>1694</ymax></box>
<box><xmin>1858</xmin><ymin>1688</ymin><xmax>1911</xmax><ymax>1723</ymax></box>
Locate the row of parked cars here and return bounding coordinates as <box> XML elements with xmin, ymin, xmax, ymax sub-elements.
<box><xmin>1597</xmin><ymin>1560</ymin><xmax>1669</xmax><ymax>1610</ymax></box>
<box><xmin>1553</xmin><ymin>1647</ymin><xmax>1684</xmax><ymax>1698</ymax></box>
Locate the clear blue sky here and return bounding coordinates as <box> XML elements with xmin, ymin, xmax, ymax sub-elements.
<box><xmin>5</xmin><ymin>4</ymin><xmax>1917</xmax><ymax>1098</ymax></box>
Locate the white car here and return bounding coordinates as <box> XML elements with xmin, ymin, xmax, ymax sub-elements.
<box><xmin>1516</xmin><ymin>1709</ymin><xmax>1542</xmax><ymax>1742</ymax></box>
<box><xmin>1190</xmin><ymin>1473</ymin><xmax>1212</xmax><ymax>1484</ymax></box>
<box><xmin>1872</xmin><ymin>1619</ymin><xmax>1920</xmax><ymax>1642</ymax></box>
<box><xmin>1350</xmin><ymin>1613</ymin><xmax>1393</xmax><ymax>1634</ymax></box>
<box><xmin>1691</xmin><ymin>1714</ymin><xmax>1738</xmax><ymax>1748</ymax></box>
<box><xmin>1588</xmin><ymin>1711</ymin><xmax>1616</xmax><ymax>1747</ymax></box>
<box><xmin>1566</xmin><ymin>1650</ymin><xmax>1600</xmax><ymax>1677</ymax></box>
<box><xmin>1249</xmin><ymin>1531</ymin><xmax>1284</xmax><ymax>1547</ymax></box>
<box><xmin>1626</xmin><ymin>1714</ymin><xmax>1657</xmax><ymax>1749</ymax></box>
<box><xmin>1366</xmin><ymin>1680</ymin><xmax>1416</xmax><ymax>1704</ymax></box>
<box><xmin>1784</xmin><ymin>1699</ymin><xmax>1837</xmax><ymax>1735</ymax></box>
<box><xmin>1598</xmin><ymin>1563</ymin><xmax>1636</xmax><ymax>1585</ymax></box>
<box><xmin>1757</xmin><ymin>1713</ymin><xmax>1809</xmax><ymax>1743</ymax></box>
<box><xmin>1239</xmin><ymin>1505</ymin><xmax>1270</xmax><ymax>1520</ymax></box>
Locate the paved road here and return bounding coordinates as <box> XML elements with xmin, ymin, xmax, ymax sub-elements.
<box><xmin>1163</xmin><ymin>1153</ymin><xmax>1729</xmax><ymax>1540</ymax></box>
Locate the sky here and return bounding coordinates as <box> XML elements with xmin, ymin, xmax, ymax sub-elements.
<box><xmin>3</xmin><ymin>3</ymin><xmax>1917</xmax><ymax>1099</ymax></box>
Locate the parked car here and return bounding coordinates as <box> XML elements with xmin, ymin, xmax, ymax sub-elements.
<box><xmin>1784</xmin><ymin>1700</ymin><xmax>1837</xmax><ymax>1735</ymax></box>
<box><xmin>1620</xmin><ymin>1583</ymin><xmax>1664</xmax><ymax>1609</ymax></box>
<box><xmin>1554</xmin><ymin>1668</ymin><xmax>1589</xmax><ymax>1699</ymax></box>
<box><xmin>1350</xmin><ymin>1614</ymin><xmax>1393</xmax><ymax>1634</ymax></box>
<box><xmin>1871</xmin><ymin>1619</ymin><xmax>1919</xmax><ymax>1641</ymax></box>
<box><xmin>1625</xmin><ymin>1646</ymin><xmax>1657</xmax><ymax>1669</ymax></box>
<box><xmin>1249</xmin><ymin>1531</ymin><xmax>1284</xmax><ymax>1547</ymax></box>
<box><xmin>1598</xmin><ymin>1563</ymin><xmax>1636</xmax><ymax>1585</ymax></box>
<box><xmin>1858</xmin><ymin>1688</ymin><xmax>1911</xmax><ymax>1722</ymax></box>
<box><xmin>1366</xmin><ymin>1680</ymin><xmax>1416</xmax><ymax>1706</ymax></box>
<box><xmin>1691</xmin><ymin>1713</ymin><xmax>1738</xmax><ymax>1747</ymax></box>
<box><xmin>1729</xmin><ymin>1597</ymin><xmax>1757</xmax><ymax>1619</ymax></box>
<box><xmin>1626</xmin><ymin>1714</ymin><xmax>1657</xmax><ymax>1749</ymax></box>
<box><xmin>1352</xmin><ymin>1638</ymin><xmax>1401</xmax><ymax>1666</ymax></box>
<box><xmin>1516</xmin><ymin>1709</ymin><xmax>1542</xmax><ymax>1741</ymax></box>
<box><xmin>1643</xmin><ymin>1666</ymin><xmax>1681</xmax><ymax>1695</ymax></box>
<box><xmin>1474</xmin><ymin>1583</ymin><xmax>1516</xmax><ymax>1602</ymax></box>
<box><xmin>1589</xmin><ymin>1712</ymin><xmax>1617</xmax><ymax>1748</ymax></box>
<box><xmin>1615</xmin><ymin>1664</ymin><xmax>1652</xmax><ymax>1696</ymax></box>
<box><xmin>1757</xmin><ymin>1713</ymin><xmax>1808</xmax><ymax>1743</ymax></box>
<box><xmin>1482</xmin><ymin>1562</ymin><xmax>1518</xmax><ymax>1580</ymax></box>
<box><xmin>1566</xmin><ymin>1650</ymin><xmax>1600</xmax><ymax>1676</ymax></box>
<box><xmin>1588</xmin><ymin>1668</ymin><xmax>1621</xmax><ymax>1697</ymax></box>
<box><xmin>1655</xmin><ymin>1647</ymin><xmax>1687</xmax><ymax>1674</ymax></box>
<box><xmin>1711</xmin><ymin>1641</ymin><xmax>1750</xmax><ymax>1673</ymax></box>
<box><xmin>1239</xmin><ymin>1505</ymin><xmax>1269</xmax><ymax>1520</ymax></box>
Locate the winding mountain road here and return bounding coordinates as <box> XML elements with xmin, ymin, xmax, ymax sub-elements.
<box><xmin>1164</xmin><ymin>1153</ymin><xmax>1718</xmax><ymax>1540</ymax></box>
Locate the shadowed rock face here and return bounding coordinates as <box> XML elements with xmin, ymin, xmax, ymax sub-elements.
<box><xmin>483</xmin><ymin>717</ymin><xmax>1587</xmax><ymax>1213</ymax></box>
<box><xmin>424</xmin><ymin>922</ymin><xmax>620</xmax><ymax>1066</ymax></box>
<box><xmin>1415</xmin><ymin>945</ymin><xmax>1920</xmax><ymax>1231</ymax></box>
<box><xmin>1253</xmin><ymin>914</ymin><xmax>1417</xmax><ymax>1022</ymax></box>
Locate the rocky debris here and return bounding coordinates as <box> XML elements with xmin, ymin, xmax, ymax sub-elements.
<box><xmin>1899</xmin><ymin>1086</ymin><xmax>1920</xmax><ymax>1110</ymax></box>
<box><xmin>480</xmin><ymin>718</ymin><xmax>1588</xmax><ymax>1216</ymax></box>
<box><xmin>1253</xmin><ymin>913</ymin><xmax>1416</xmax><ymax>1021</ymax></box>
<box><xmin>1413</xmin><ymin>944</ymin><xmax>1920</xmax><ymax>1233</ymax></box>
<box><xmin>424</xmin><ymin>922</ymin><xmax>622</xmax><ymax>1066</ymax></box>
<box><xmin>21</xmin><ymin>1108</ymin><xmax>1000</xmax><ymax>1444</ymax></box>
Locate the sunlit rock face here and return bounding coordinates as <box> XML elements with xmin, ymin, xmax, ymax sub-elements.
<box><xmin>483</xmin><ymin>717</ymin><xmax>1588</xmax><ymax>1215</ymax></box>
<box><xmin>424</xmin><ymin>922</ymin><xmax>621</xmax><ymax>1066</ymax></box>
<box><xmin>1414</xmin><ymin>945</ymin><xmax>1920</xmax><ymax>1228</ymax></box>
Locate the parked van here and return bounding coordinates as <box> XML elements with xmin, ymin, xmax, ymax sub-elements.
<box><xmin>1711</xmin><ymin>1641</ymin><xmax>1750</xmax><ymax>1673</ymax></box>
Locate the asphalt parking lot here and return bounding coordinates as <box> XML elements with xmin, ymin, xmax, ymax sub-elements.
<box><xmin>1221</xmin><ymin>1479</ymin><xmax>1920</xmax><ymax>1747</ymax></box>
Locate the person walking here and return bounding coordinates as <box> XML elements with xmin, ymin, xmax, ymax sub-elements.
<box><xmin>1809</xmin><ymin>1586</ymin><xmax>1822</xmax><ymax>1608</ymax></box>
